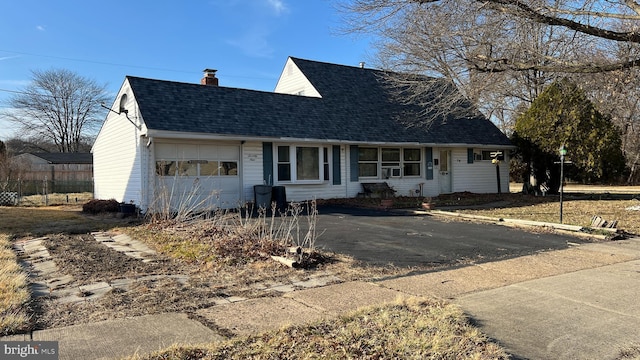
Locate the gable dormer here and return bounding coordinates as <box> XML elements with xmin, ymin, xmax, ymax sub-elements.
<box><xmin>274</xmin><ymin>57</ymin><xmax>322</xmax><ymax>98</ymax></box>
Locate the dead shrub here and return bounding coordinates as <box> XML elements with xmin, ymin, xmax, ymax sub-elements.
<box><xmin>82</xmin><ymin>199</ymin><xmax>120</xmax><ymax>214</ymax></box>
<box><xmin>141</xmin><ymin>201</ymin><xmax>322</xmax><ymax>269</ymax></box>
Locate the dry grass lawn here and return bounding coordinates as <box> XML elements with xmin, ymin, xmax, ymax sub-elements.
<box><xmin>18</xmin><ymin>192</ymin><xmax>93</xmax><ymax>207</ymax></box>
<box><xmin>128</xmin><ymin>298</ymin><xmax>509</xmax><ymax>360</ymax></box>
<box><xmin>450</xmin><ymin>192</ymin><xmax>640</xmax><ymax>236</ymax></box>
<box><xmin>0</xmin><ymin>233</ymin><xmax>30</xmax><ymax>335</ymax></box>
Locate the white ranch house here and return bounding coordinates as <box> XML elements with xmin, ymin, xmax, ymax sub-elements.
<box><xmin>92</xmin><ymin>57</ymin><xmax>513</xmax><ymax>211</ymax></box>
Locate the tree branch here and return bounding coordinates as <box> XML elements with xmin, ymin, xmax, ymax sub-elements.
<box><xmin>471</xmin><ymin>54</ymin><xmax>640</xmax><ymax>73</ymax></box>
<box><xmin>486</xmin><ymin>0</ymin><xmax>640</xmax><ymax>43</ymax></box>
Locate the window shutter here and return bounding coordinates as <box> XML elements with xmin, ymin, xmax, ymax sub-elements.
<box><xmin>425</xmin><ymin>147</ymin><xmax>433</xmax><ymax>180</ymax></box>
<box><xmin>263</xmin><ymin>142</ymin><xmax>273</xmax><ymax>185</ymax></box>
<box><xmin>467</xmin><ymin>148</ymin><xmax>474</xmax><ymax>164</ymax></box>
<box><xmin>350</xmin><ymin>145</ymin><xmax>359</xmax><ymax>182</ymax></box>
<box><xmin>332</xmin><ymin>145</ymin><xmax>341</xmax><ymax>185</ymax></box>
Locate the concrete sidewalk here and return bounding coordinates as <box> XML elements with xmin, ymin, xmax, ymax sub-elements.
<box><xmin>457</xmin><ymin>259</ymin><xmax>640</xmax><ymax>360</ymax></box>
<box><xmin>4</xmin><ymin>237</ymin><xmax>640</xmax><ymax>360</ymax></box>
<box><xmin>1</xmin><ymin>313</ymin><xmax>222</xmax><ymax>360</ymax></box>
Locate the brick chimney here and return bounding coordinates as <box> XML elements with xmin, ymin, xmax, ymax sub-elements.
<box><xmin>201</xmin><ymin>69</ymin><xmax>219</xmax><ymax>86</ymax></box>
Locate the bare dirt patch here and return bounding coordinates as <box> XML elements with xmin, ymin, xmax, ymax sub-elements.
<box><xmin>24</xmin><ymin>226</ymin><xmax>405</xmax><ymax>332</ymax></box>
<box><xmin>43</xmin><ymin>234</ymin><xmax>179</xmax><ymax>283</ymax></box>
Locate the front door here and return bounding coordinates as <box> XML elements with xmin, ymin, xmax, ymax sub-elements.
<box><xmin>439</xmin><ymin>150</ymin><xmax>452</xmax><ymax>194</ymax></box>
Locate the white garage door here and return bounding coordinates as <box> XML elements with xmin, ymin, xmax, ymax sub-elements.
<box><xmin>154</xmin><ymin>143</ymin><xmax>241</xmax><ymax>210</ymax></box>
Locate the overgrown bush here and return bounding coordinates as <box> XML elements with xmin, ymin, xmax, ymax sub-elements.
<box><xmin>82</xmin><ymin>199</ymin><xmax>120</xmax><ymax>214</ymax></box>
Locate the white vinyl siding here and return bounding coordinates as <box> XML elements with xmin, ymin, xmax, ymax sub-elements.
<box><xmin>274</xmin><ymin>58</ymin><xmax>321</xmax><ymax>97</ymax></box>
<box><xmin>450</xmin><ymin>148</ymin><xmax>510</xmax><ymax>193</ymax></box>
<box><xmin>242</xmin><ymin>141</ymin><xmax>266</xmax><ymax>203</ymax></box>
<box><xmin>92</xmin><ymin>81</ymin><xmax>144</xmax><ymax>206</ymax></box>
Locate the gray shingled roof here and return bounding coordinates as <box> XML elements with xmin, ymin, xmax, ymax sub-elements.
<box><xmin>128</xmin><ymin>57</ymin><xmax>511</xmax><ymax>146</ymax></box>
<box><xmin>30</xmin><ymin>153</ymin><xmax>93</xmax><ymax>164</ymax></box>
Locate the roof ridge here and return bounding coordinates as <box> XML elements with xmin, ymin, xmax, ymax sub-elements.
<box><xmin>125</xmin><ymin>76</ymin><xmax>301</xmax><ymax>97</ymax></box>
<box><xmin>288</xmin><ymin>56</ymin><xmax>385</xmax><ymax>73</ymax></box>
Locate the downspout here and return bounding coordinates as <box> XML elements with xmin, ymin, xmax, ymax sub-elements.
<box><xmin>146</xmin><ymin>136</ymin><xmax>154</xmax><ymax>213</ymax></box>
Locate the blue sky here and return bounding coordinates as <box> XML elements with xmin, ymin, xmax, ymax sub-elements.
<box><xmin>0</xmin><ymin>0</ymin><xmax>374</xmax><ymax>140</ymax></box>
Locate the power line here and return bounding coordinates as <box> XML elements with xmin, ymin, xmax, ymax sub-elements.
<box><xmin>0</xmin><ymin>49</ymin><xmax>196</xmax><ymax>74</ymax></box>
<box><xmin>0</xmin><ymin>88</ymin><xmax>24</xmax><ymax>95</ymax></box>
<box><xmin>0</xmin><ymin>49</ymin><xmax>278</xmax><ymax>81</ymax></box>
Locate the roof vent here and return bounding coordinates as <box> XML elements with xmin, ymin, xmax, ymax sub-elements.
<box><xmin>201</xmin><ymin>69</ymin><xmax>219</xmax><ymax>86</ymax></box>
<box><xmin>359</xmin><ymin>62</ymin><xmax>365</xmax><ymax>69</ymax></box>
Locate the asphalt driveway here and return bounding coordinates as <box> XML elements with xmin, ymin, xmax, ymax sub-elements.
<box><xmin>315</xmin><ymin>206</ymin><xmax>578</xmax><ymax>267</ymax></box>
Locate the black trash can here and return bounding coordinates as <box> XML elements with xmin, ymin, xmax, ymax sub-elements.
<box><xmin>272</xmin><ymin>186</ymin><xmax>287</xmax><ymax>212</ymax></box>
<box><xmin>119</xmin><ymin>203</ymin><xmax>136</xmax><ymax>217</ymax></box>
<box><xmin>254</xmin><ymin>185</ymin><xmax>273</xmax><ymax>209</ymax></box>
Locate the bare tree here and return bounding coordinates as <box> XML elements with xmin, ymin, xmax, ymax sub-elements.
<box><xmin>342</xmin><ymin>0</ymin><xmax>590</xmax><ymax>130</ymax></box>
<box><xmin>2</xmin><ymin>69</ymin><xmax>108</xmax><ymax>153</ymax></box>
<box><xmin>344</xmin><ymin>0</ymin><xmax>640</xmax><ymax>73</ymax></box>
<box><xmin>340</xmin><ymin>0</ymin><xmax>640</xmax><ymax>131</ymax></box>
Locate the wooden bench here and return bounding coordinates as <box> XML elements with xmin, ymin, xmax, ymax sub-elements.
<box><xmin>360</xmin><ymin>182</ymin><xmax>396</xmax><ymax>199</ymax></box>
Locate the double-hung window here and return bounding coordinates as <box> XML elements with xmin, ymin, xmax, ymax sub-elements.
<box><xmin>381</xmin><ymin>148</ymin><xmax>401</xmax><ymax>178</ymax></box>
<box><xmin>403</xmin><ymin>148</ymin><xmax>421</xmax><ymax>176</ymax></box>
<box><xmin>358</xmin><ymin>147</ymin><xmax>378</xmax><ymax>178</ymax></box>
<box><xmin>277</xmin><ymin>145</ymin><xmax>327</xmax><ymax>183</ymax></box>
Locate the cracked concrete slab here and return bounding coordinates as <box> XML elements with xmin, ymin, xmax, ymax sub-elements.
<box><xmin>457</xmin><ymin>259</ymin><xmax>640</xmax><ymax>360</ymax></box>
<box><xmin>1</xmin><ymin>313</ymin><xmax>221</xmax><ymax>360</ymax></box>
<box><xmin>197</xmin><ymin>297</ymin><xmax>324</xmax><ymax>336</ymax></box>
<box><xmin>91</xmin><ymin>232</ymin><xmax>160</xmax><ymax>263</ymax></box>
<box><xmin>285</xmin><ymin>281</ymin><xmax>410</xmax><ymax>315</ymax></box>
<box><xmin>292</xmin><ymin>275</ymin><xmax>342</xmax><ymax>288</ymax></box>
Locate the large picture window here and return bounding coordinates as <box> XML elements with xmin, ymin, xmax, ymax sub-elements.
<box><xmin>296</xmin><ymin>147</ymin><xmax>320</xmax><ymax>180</ymax></box>
<box><xmin>277</xmin><ymin>145</ymin><xmax>328</xmax><ymax>183</ymax></box>
<box><xmin>156</xmin><ymin>160</ymin><xmax>238</xmax><ymax>177</ymax></box>
<box><xmin>155</xmin><ymin>144</ymin><xmax>239</xmax><ymax>177</ymax></box>
<box><xmin>357</xmin><ymin>147</ymin><xmax>422</xmax><ymax>179</ymax></box>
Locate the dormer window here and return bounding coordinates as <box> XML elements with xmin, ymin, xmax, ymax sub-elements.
<box><xmin>119</xmin><ymin>93</ymin><xmax>128</xmax><ymax>114</ymax></box>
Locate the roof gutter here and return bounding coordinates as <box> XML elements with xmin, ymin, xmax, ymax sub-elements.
<box><xmin>143</xmin><ymin>130</ymin><xmax>515</xmax><ymax>148</ymax></box>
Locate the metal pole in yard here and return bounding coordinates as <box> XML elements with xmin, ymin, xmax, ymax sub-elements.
<box><xmin>491</xmin><ymin>151</ymin><xmax>503</xmax><ymax>194</ymax></box>
<box><xmin>559</xmin><ymin>145</ymin><xmax>567</xmax><ymax>224</ymax></box>
<box><xmin>44</xmin><ymin>176</ymin><xmax>48</xmax><ymax>206</ymax></box>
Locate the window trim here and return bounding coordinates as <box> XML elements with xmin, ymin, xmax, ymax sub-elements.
<box><xmin>358</xmin><ymin>147</ymin><xmax>423</xmax><ymax>180</ymax></box>
<box><xmin>358</xmin><ymin>147</ymin><xmax>379</xmax><ymax>179</ymax></box>
<box><xmin>275</xmin><ymin>144</ymin><xmax>329</xmax><ymax>184</ymax></box>
<box><xmin>473</xmin><ymin>149</ymin><xmax>505</xmax><ymax>161</ymax></box>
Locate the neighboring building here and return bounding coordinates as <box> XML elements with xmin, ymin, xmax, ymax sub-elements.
<box><xmin>92</xmin><ymin>57</ymin><xmax>512</xmax><ymax>211</ymax></box>
<box><xmin>13</xmin><ymin>152</ymin><xmax>93</xmax><ymax>194</ymax></box>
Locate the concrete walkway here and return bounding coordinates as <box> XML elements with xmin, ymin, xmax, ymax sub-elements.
<box><xmin>4</xmin><ymin>237</ymin><xmax>640</xmax><ymax>359</ymax></box>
